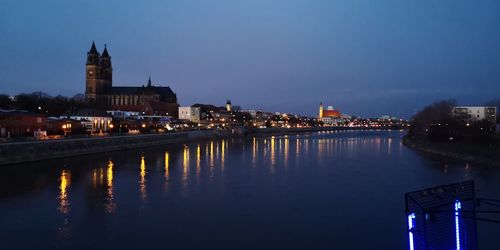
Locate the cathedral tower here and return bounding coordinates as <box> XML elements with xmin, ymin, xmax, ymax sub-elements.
<box><xmin>100</xmin><ymin>44</ymin><xmax>112</xmax><ymax>89</ymax></box>
<box><xmin>85</xmin><ymin>41</ymin><xmax>100</xmax><ymax>101</ymax></box>
<box><xmin>85</xmin><ymin>41</ymin><xmax>112</xmax><ymax>102</ymax></box>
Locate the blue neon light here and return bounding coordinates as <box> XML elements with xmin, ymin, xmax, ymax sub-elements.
<box><xmin>454</xmin><ymin>200</ymin><xmax>462</xmax><ymax>250</ymax></box>
<box><xmin>408</xmin><ymin>213</ymin><xmax>416</xmax><ymax>250</ymax></box>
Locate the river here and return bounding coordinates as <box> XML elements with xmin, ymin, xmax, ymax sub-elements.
<box><xmin>1</xmin><ymin>130</ymin><xmax>499</xmax><ymax>249</ymax></box>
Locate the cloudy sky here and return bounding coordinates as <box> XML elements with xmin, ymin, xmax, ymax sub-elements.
<box><xmin>1</xmin><ymin>0</ymin><xmax>499</xmax><ymax>118</ymax></box>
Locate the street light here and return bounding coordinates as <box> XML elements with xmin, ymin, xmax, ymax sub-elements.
<box><xmin>62</xmin><ymin>124</ymin><xmax>70</xmax><ymax>136</ymax></box>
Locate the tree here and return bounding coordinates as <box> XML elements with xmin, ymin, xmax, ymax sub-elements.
<box><xmin>409</xmin><ymin>100</ymin><xmax>456</xmax><ymax>138</ymax></box>
<box><xmin>13</xmin><ymin>93</ymin><xmax>39</xmax><ymax>111</ymax></box>
<box><xmin>0</xmin><ymin>94</ymin><xmax>11</xmax><ymax>109</ymax></box>
<box><xmin>11</xmin><ymin>92</ymin><xmax>89</xmax><ymax>116</ymax></box>
<box><xmin>410</xmin><ymin>99</ymin><xmax>497</xmax><ymax>142</ymax></box>
<box><xmin>71</xmin><ymin>94</ymin><xmax>86</xmax><ymax>102</ymax></box>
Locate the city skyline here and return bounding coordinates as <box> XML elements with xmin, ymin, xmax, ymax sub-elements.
<box><xmin>1</xmin><ymin>2</ymin><xmax>500</xmax><ymax>249</ymax></box>
<box><xmin>1</xmin><ymin>0</ymin><xmax>500</xmax><ymax>118</ymax></box>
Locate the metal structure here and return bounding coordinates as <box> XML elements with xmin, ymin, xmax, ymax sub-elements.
<box><xmin>405</xmin><ymin>181</ymin><xmax>478</xmax><ymax>250</ymax></box>
<box><xmin>406</xmin><ymin>180</ymin><xmax>500</xmax><ymax>249</ymax></box>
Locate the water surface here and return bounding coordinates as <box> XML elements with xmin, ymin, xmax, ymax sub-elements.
<box><xmin>1</xmin><ymin>130</ymin><xmax>499</xmax><ymax>249</ymax></box>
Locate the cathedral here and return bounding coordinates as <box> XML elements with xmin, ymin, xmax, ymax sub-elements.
<box><xmin>85</xmin><ymin>42</ymin><xmax>179</xmax><ymax>116</ymax></box>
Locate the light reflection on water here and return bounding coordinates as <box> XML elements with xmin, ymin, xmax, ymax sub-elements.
<box><xmin>196</xmin><ymin>144</ymin><xmax>201</xmax><ymax>177</ymax></box>
<box><xmin>1</xmin><ymin>130</ymin><xmax>499</xmax><ymax>249</ymax></box>
<box><xmin>105</xmin><ymin>160</ymin><xmax>115</xmax><ymax>213</ymax></box>
<box><xmin>57</xmin><ymin>169</ymin><xmax>71</xmax><ymax>240</ymax></box>
<box><xmin>140</xmin><ymin>156</ymin><xmax>147</xmax><ymax>202</ymax></box>
<box><xmin>270</xmin><ymin>136</ymin><xmax>276</xmax><ymax>172</ymax></box>
<box><xmin>210</xmin><ymin>141</ymin><xmax>214</xmax><ymax>167</ymax></box>
<box><xmin>182</xmin><ymin>146</ymin><xmax>189</xmax><ymax>186</ymax></box>
<box><xmin>58</xmin><ymin>170</ymin><xmax>70</xmax><ymax>214</ymax></box>
<box><xmin>252</xmin><ymin>137</ymin><xmax>257</xmax><ymax>166</ymax></box>
<box><xmin>164</xmin><ymin>152</ymin><xmax>169</xmax><ymax>181</ymax></box>
<box><xmin>221</xmin><ymin>139</ymin><xmax>225</xmax><ymax>171</ymax></box>
<box><xmin>284</xmin><ymin>135</ymin><xmax>289</xmax><ymax>167</ymax></box>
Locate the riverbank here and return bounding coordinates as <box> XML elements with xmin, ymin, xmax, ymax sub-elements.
<box><xmin>402</xmin><ymin>134</ymin><xmax>500</xmax><ymax>167</ymax></box>
<box><xmin>0</xmin><ymin>130</ymin><xmax>214</xmax><ymax>166</ymax></box>
<box><xmin>0</xmin><ymin>127</ymin><xmax>404</xmax><ymax>166</ymax></box>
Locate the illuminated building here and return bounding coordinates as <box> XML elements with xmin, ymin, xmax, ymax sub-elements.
<box><xmin>85</xmin><ymin>42</ymin><xmax>179</xmax><ymax>116</ymax></box>
<box><xmin>178</xmin><ymin>106</ymin><xmax>201</xmax><ymax>122</ymax></box>
<box><xmin>318</xmin><ymin>102</ymin><xmax>341</xmax><ymax>126</ymax></box>
<box><xmin>452</xmin><ymin>106</ymin><xmax>497</xmax><ymax>124</ymax></box>
<box><xmin>225</xmin><ymin>99</ymin><xmax>232</xmax><ymax>112</ymax></box>
<box><xmin>62</xmin><ymin>109</ymin><xmax>113</xmax><ymax>133</ymax></box>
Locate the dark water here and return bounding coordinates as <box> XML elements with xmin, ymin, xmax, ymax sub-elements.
<box><xmin>1</xmin><ymin>130</ymin><xmax>499</xmax><ymax>249</ymax></box>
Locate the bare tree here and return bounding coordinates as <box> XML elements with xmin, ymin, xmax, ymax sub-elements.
<box><xmin>409</xmin><ymin>99</ymin><xmax>456</xmax><ymax>137</ymax></box>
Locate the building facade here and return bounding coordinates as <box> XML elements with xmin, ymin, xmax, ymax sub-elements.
<box><xmin>85</xmin><ymin>42</ymin><xmax>179</xmax><ymax>117</ymax></box>
<box><xmin>0</xmin><ymin>110</ymin><xmax>46</xmax><ymax>137</ymax></box>
<box><xmin>178</xmin><ymin>107</ymin><xmax>201</xmax><ymax>123</ymax></box>
<box><xmin>452</xmin><ymin>106</ymin><xmax>497</xmax><ymax>123</ymax></box>
<box><xmin>318</xmin><ymin>102</ymin><xmax>341</xmax><ymax>125</ymax></box>
<box><xmin>106</xmin><ymin>110</ymin><xmax>141</xmax><ymax>118</ymax></box>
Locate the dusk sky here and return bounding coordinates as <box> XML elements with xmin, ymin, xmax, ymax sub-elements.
<box><xmin>1</xmin><ymin>0</ymin><xmax>499</xmax><ymax>118</ymax></box>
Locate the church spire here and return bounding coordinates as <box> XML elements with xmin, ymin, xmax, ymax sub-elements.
<box><xmin>87</xmin><ymin>41</ymin><xmax>100</xmax><ymax>65</ymax></box>
<box><xmin>101</xmin><ymin>44</ymin><xmax>110</xmax><ymax>58</ymax></box>
<box><xmin>89</xmin><ymin>41</ymin><xmax>98</xmax><ymax>54</ymax></box>
<box><xmin>147</xmin><ymin>76</ymin><xmax>152</xmax><ymax>87</ymax></box>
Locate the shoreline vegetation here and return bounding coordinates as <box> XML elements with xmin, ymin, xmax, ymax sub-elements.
<box><xmin>403</xmin><ymin>99</ymin><xmax>500</xmax><ymax>167</ymax></box>
<box><xmin>0</xmin><ymin>127</ymin><xmax>402</xmax><ymax>166</ymax></box>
